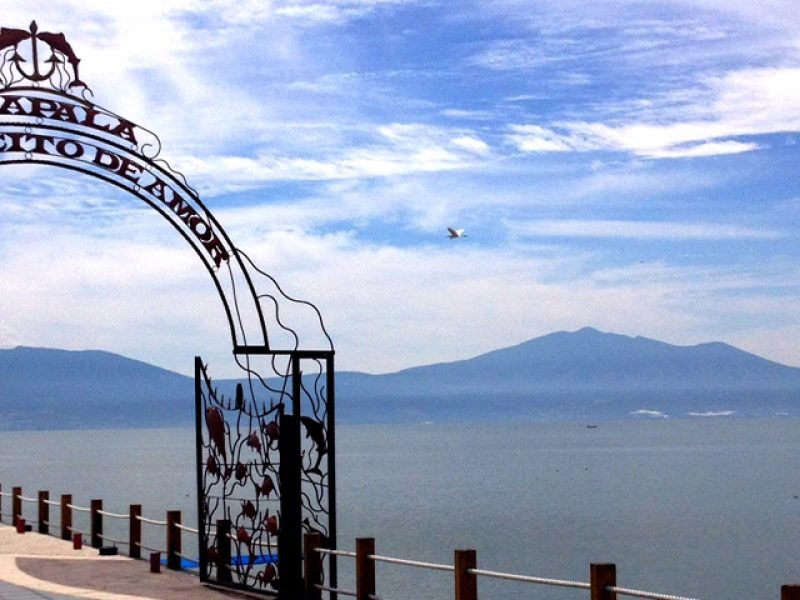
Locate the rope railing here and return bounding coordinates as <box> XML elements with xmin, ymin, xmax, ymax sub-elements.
<box><xmin>1</xmin><ymin>484</ymin><xmax>201</xmax><ymax>576</ymax></box>
<box><xmin>306</xmin><ymin>537</ymin><xmax>703</xmax><ymax>600</ymax></box>
<box><xmin>609</xmin><ymin>585</ymin><xmax>701</xmax><ymax>600</ymax></box>
<box><xmin>135</xmin><ymin>515</ymin><xmax>168</xmax><ymax>526</ymax></box>
<box><xmin>369</xmin><ymin>553</ymin><xmax>455</xmax><ymax>573</ymax></box>
<box><xmin>97</xmin><ymin>509</ymin><xmax>130</xmax><ymax>520</ymax></box>
<box><xmin>468</xmin><ymin>567</ymin><xmax>591</xmax><ymax>590</ymax></box>
<box><xmin>175</xmin><ymin>522</ymin><xmax>198</xmax><ymax>534</ymax></box>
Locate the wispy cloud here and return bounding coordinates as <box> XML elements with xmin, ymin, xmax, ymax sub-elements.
<box><xmin>508</xmin><ymin>219</ymin><xmax>783</xmax><ymax>241</ymax></box>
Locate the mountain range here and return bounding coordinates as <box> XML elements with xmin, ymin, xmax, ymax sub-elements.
<box><xmin>2</xmin><ymin>327</ymin><xmax>799</xmax><ymax>430</ymax></box>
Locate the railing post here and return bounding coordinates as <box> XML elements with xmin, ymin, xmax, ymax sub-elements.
<box><xmin>90</xmin><ymin>499</ymin><xmax>103</xmax><ymax>548</ymax></box>
<box><xmin>304</xmin><ymin>532</ymin><xmax>323</xmax><ymax>600</ymax></box>
<box><xmin>60</xmin><ymin>494</ymin><xmax>72</xmax><ymax>541</ymax></box>
<box><xmin>38</xmin><ymin>491</ymin><xmax>49</xmax><ymax>535</ymax></box>
<box><xmin>356</xmin><ymin>537</ymin><xmax>376</xmax><ymax>600</ymax></box>
<box><xmin>591</xmin><ymin>563</ymin><xmax>617</xmax><ymax>600</ymax></box>
<box><xmin>12</xmin><ymin>486</ymin><xmax>21</xmax><ymax>527</ymax></box>
<box><xmin>129</xmin><ymin>504</ymin><xmax>141</xmax><ymax>559</ymax></box>
<box><xmin>454</xmin><ymin>549</ymin><xmax>477</xmax><ymax>600</ymax></box>
<box><xmin>167</xmin><ymin>510</ymin><xmax>181</xmax><ymax>570</ymax></box>
<box><xmin>782</xmin><ymin>585</ymin><xmax>800</xmax><ymax>600</ymax></box>
<box><xmin>217</xmin><ymin>519</ymin><xmax>232</xmax><ymax>583</ymax></box>
<box><xmin>0</xmin><ymin>483</ymin><xmax>3</xmax><ymax>522</ymax></box>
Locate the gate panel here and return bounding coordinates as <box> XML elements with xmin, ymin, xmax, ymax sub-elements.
<box><xmin>196</xmin><ymin>353</ymin><xmax>336</xmax><ymax>598</ymax></box>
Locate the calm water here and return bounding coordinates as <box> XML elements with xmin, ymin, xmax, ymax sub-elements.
<box><xmin>2</xmin><ymin>419</ymin><xmax>799</xmax><ymax>599</ymax></box>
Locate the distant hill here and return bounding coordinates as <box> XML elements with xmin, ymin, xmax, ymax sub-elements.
<box><xmin>2</xmin><ymin>328</ymin><xmax>800</xmax><ymax>429</ymax></box>
<box><xmin>335</xmin><ymin>327</ymin><xmax>800</xmax><ymax>422</ymax></box>
<box><xmin>0</xmin><ymin>346</ymin><xmax>194</xmax><ymax>430</ymax></box>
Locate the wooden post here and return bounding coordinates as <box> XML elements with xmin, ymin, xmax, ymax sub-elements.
<box><xmin>129</xmin><ymin>504</ymin><xmax>142</xmax><ymax>559</ymax></box>
<box><xmin>90</xmin><ymin>499</ymin><xmax>103</xmax><ymax>548</ymax></box>
<box><xmin>166</xmin><ymin>510</ymin><xmax>182</xmax><ymax>570</ymax></box>
<box><xmin>11</xmin><ymin>486</ymin><xmax>21</xmax><ymax>528</ymax></box>
<box><xmin>60</xmin><ymin>494</ymin><xmax>72</xmax><ymax>541</ymax></box>
<box><xmin>356</xmin><ymin>537</ymin><xmax>376</xmax><ymax>600</ymax></box>
<box><xmin>217</xmin><ymin>519</ymin><xmax>232</xmax><ymax>583</ymax></box>
<box><xmin>454</xmin><ymin>549</ymin><xmax>477</xmax><ymax>600</ymax></box>
<box><xmin>304</xmin><ymin>532</ymin><xmax>323</xmax><ymax>600</ymax></box>
<box><xmin>16</xmin><ymin>518</ymin><xmax>26</xmax><ymax>534</ymax></box>
<box><xmin>591</xmin><ymin>563</ymin><xmax>617</xmax><ymax>600</ymax></box>
<box><xmin>150</xmin><ymin>551</ymin><xmax>161</xmax><ymax>573</ymax></box>
<box><xmin>38</xmin><ymin>491</ymin><xmax>49</xmax><ymax>535</ymax></box>
<box><xmin>782</xmin><ymin>585</ymin><xmax>800</xmax><ymax>600</ymax></box>
<box><xmin>73</xmin><ymin>532</ymin><xmax>83</xmax><ymax>550</ymax></box>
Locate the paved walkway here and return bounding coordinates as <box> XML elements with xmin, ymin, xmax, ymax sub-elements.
<box><xmin>0</xmin><ymin>525</ymin><xmax>261</xmax><ymax>600</ymax></box>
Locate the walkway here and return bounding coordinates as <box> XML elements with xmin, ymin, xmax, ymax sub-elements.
<box><xmin>0</xmin><ymin>525</ymin><xmax>258</xmax><ymax>600</ymax></box>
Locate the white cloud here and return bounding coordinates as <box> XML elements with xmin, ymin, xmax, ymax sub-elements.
<box><xmin>508</xmin><ymin>219</ymin><xmax>782</xmax><ymax>241</ymax></box>
<box><xmin>508</xmin><ymin>67</ymin><xmax>800</xmax><ymax>159</ymax></box>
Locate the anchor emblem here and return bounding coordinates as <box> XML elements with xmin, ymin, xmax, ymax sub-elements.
<box><xmin>0</xmin><ymin>20</ymin><xmax>85</xmax><ymax>88</ymax></box>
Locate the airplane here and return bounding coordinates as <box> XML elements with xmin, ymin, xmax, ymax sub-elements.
<box><xmin>447</xmin><ymin>227</ymin><xmax>467</xmax><ymax>239</ymax></box>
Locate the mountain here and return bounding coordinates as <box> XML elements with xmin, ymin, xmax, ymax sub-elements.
<box><xmin>2</xmin><ymin>328</ymin><xmax>800</xmax><ymax>429</ymax></box>
<box><xmin>0</xmin><ymin>346</ymin><xmax>194</xmax><ymax>430</ymax></box>
<box><xmin>335</xmin><ymin>327</ymin><xmax>800</xmax><ymax>422</ymax></box>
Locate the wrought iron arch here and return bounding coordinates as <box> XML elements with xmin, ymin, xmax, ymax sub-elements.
<box><xmin>0</xmin><ymin>21</ymin><xmax>337</xmax><ymax>598</ymax></box>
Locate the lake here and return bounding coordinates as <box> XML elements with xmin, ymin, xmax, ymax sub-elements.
<box><xmin>2</xmin><ymin>418</ymin><xmax>799</xmax><ymax>599</ymax></box>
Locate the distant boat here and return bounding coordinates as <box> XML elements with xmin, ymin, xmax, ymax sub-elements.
<box><xmin>586</xmin><ymin>425</ymin><xmax>598</xmax><ymax>429</ymax></box>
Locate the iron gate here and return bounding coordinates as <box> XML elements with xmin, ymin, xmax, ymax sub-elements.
<box><xmin>196</xmin><ymin>351</ymin><xmax>336</xmax><ymax>598</ymax></box>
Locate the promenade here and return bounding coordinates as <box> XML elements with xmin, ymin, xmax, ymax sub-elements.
<box><xmin>0</xmin><ymin>525</ymin><xmax>255</xmax><ymax>600</ymax></box>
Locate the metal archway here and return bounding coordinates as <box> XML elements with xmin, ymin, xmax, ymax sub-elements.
<box><xmin>0</xmin><ymin>21</ymin><xmax>336</xmax><ymax>599</ymax></box>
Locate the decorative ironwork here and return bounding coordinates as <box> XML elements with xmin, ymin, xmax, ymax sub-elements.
<box><xmin>0</xmin><ymin>21</ymin><xmax>86</xmax><ymax>92</ymax></box>
<box><xmin>0</xmin><ymin>20</ymin><xmax>337</xmax><ymax>599</ymax></box>
<box><xmin>196</xmin><ymin>349</ymin><xmax>336</xmax><ymax>598</ymax></box>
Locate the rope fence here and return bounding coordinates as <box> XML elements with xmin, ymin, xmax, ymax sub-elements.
<box><xmin>0</xmin><ymin>483</ymin><xmax>196</xmax><ymax>573</ymax></box>
<box><xmin>304</xmin><ymin>534</ymin><xmax>706</xmax><ymax>600</ymax></box>
<box><xmin>2</xmin><ymin>483</ymin><xmax>797</xmax><ymax>600</ymax></box>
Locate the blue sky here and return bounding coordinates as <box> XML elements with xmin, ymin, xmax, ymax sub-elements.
<box><xmin>2</xmin><ymin>0</ymin><xmax>800</xmax><ymax>376</ymax></box>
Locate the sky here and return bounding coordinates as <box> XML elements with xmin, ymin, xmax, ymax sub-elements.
<box><xmin>2</xmin><ymin>0</ymin><xmax>800</xmax><ymax>377</ymax></box>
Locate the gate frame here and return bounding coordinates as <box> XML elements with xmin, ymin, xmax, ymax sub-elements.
<box><xmin>0</xmin><ymin>20</ymin><xmax>337</xmax><ymax>599</ymax></box>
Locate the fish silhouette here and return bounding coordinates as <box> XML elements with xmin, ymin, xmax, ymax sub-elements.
<box><xmin>299</xmin><ymin>416</ymin><xmax>328</xmax><ymax>474</ymax></box>
<box><xmin>0</xmin><ymin>27</ymin><xmax>30</xmax><ymax>52</ymax></box>
<box><xmin>246</xmin><ymin>431</ymin><xmax>261</xmax><ymax>453</ymax></box>
<box><xmin>255</xmin><ymin>476</ymin><xmax>274</xmax><ymax>498</ymax></box>
<box><xmin>205</xmin><ymin>407</ymin><xmax>226</xmax><ymax>461</ymax></box>
<box><xmin>265</xmin><ymin>514</ymin><xmax>279</xmax><ymax>535</ymax></box>
<box><xmin>234</xmin><ymin>384</ymin><xmax>244</xmax><ymax>410</ymax></box>
<box><xmin>237</xmin><ymin>526</ymin><xmax>251</xmax><ymax>545</ymax></box>
<box><xmin>37</xmin><ymin>29</ymin><xmax>86</xmax><ymax>87</ymax></box>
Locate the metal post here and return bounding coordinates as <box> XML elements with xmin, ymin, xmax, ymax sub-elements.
<box><xmin>194</xmin><ymin>356</ymin><xmax>208</xmax><ymax>582</ymax></box>
<box><xmin>454</xmin><ymin>549</ymin><xmax>477</xmax><ymax>600</ymax></box>
<box><xmin>167</xmin><ymin>510</ymin><xmax>181</xmax><ymax>570</ymax></box>
<box><xmin>279</xmin><ymin>411</ymin><xmax>302</xmax><ymax>600</ymax></box>
<box><xmin>217</xmin><ymin>519</ymin><xmax>232</xmax><ymax>584</ymax></box>
<box><xmin>326</xmin><ymin>354</ymin><xmax>338</xmax><ymax>592</ymax></box>
<box><xmin>129</xmin><ymin>504</ymin><xmax>141</xmax><ymax>559</ymax></box>
<box><xmin>356</xmin><ymin>537</ymin><xmax>376</xmax><ymax>600</ymax></box>
<box><xmin>304</xmin><ymin>532</ymin><xmax>323</xmax><ymax>600</ymax></box>
<box><xmin>60</xmin><ymin>494</ymin><xmax>72</xmax><ymax>541</ymax></box>
<box><xmin>38</xmin><ymin>491</ymin><xmax>49</xmax><ymax>535</ymax></box>
<box><xmin>782</xmin><ymin>585</ymin><xmax>800</xmax><ymax>600</ymax></box>
<box><xmin>12</xmin><ymin>486</ymin><xmax>21</xmax><ymax>528</ymax></box>
<box><xmin>90</xmin><ymin>499</ymin><xmax>103</xmax><ymax>548</ymax></box>
<box><xmin>591</xmin><ymin>563</ymin><xmax>617</xmax><ymax>600</ymax></box>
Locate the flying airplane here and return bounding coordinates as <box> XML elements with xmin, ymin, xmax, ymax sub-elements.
<box><xmin>447</xmin><ymin>227</ymin><xmax>467</xmax><ymax>239</ymax></box>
